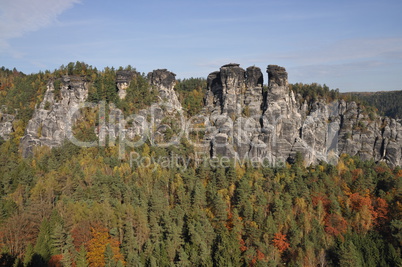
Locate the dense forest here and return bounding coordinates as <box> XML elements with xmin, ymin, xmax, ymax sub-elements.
<box><xmin>346</xmin><ymin>91</ymin><xmax>402</xmax><ymax>120</ymax></box>
<box><xmin>0</xmin><ymin>63</ymin><xmax>401</xmax><ymax>266</ymax></box>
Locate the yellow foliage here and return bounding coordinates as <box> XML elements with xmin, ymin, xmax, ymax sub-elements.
<box><xmin>228</xmin><ymin>183</ymin><xmax>236</xmax><ymax>197</ymax></box>
<box><xmin>318</xmin><ymin>165</ymin><xmax>325</xmax><ymax>172</ymax></box>
<box><xmin>251</xmin><ymin>170</ymin><xmax>264</xmax><ymax>183</ymax></box>
<box><xmin>217</xmin><ymin>188</ymin><xmax>229</xmax><ymax>198</ymax></box>
<box><xmin>294</xmin><ymin>197</ymin><xmax>307</xmax><ymax>215</ymax></box>
<box><xmin>11</xmin><ymin>119</ymin><xmax>25</xmax><ymax>141</ymax></box>
<box><xmin>142</xmin><ymin>143</ymin><xmax>150</xmax><ymax>157</ymax></box>
<box><xmin>249</xmin><ymin>221</ymin><xmax>259</xmax><ymax>229</ymax></box>
<box><xmin>87</xmin><ymin>226</ymin><xmax>125</xmax><ymax>267</ymax></box>
<box><xmin>235</xmin><ymin>164</ymin><xmax>246</xmax><ymax>180</ymax></box>
<box><xmin>7</xmin><ymin>184</ymin><xmax>25</xmax><ymax>209</ymax></box>
<box><xmin>336</xmin><ymin>159</ymin><xmax>348</xmax><ymax>175</ymax></box>
<box><xmin>114</xmin><ymin>163</ymin><xmax>131</xmax><ymax>177</ymax></box>
<box><xmin>205</xmin><ymin>207</ymin><xmax>214</xmax><ymax>219</ymax></box>
<box><xmin>353</xmin><ymin>206</ymin><xmax>374</xmax><ymax>233</ymax></box>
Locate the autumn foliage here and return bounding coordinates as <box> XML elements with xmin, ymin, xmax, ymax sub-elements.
<box><xmin>324</xmin><ymin>213</ymin><xmax>348</xmax><ymax>238</ymax></box>
<box><xmin>0</xmin><ymin>66</ymin><xmax>401</xmax><ymax>266</ymax></box>
<box><xmin>48</xmin><ymin>254</ymin><xmax>63</xmax><ymax>267</ymax></box>
<box><xmin>272</xmin><ymin>232</ymin><xmax>290</xmax><ymax>253</ymax></box>
<box><xmin>86</xmin><ymin>226</ymin><xmax>125</xmax><ymax>267</ymax></box>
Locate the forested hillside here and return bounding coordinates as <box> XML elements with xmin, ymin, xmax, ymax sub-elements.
<box><xmin>345</xmin><ymin>91</ymin><xmax>402</xmax><ymax>120</ymax></box>
<box><xmin>1</xmin><ymin>138</ymin><xmax>401</xmax><ymax>266</ymax></box>
<box><xmin>0</xmin><ymin>63</ymin><xmax>401</xmax><ymax>266</ymax></box>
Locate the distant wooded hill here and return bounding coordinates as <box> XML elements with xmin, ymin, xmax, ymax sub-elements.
<box><xmin>345</xmin><ymin>90</ymin><xmax>402</xmax><ymax>120</ymax></box>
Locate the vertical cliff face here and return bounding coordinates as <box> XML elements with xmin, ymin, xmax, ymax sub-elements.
<box><xmin>203</xmin><ymin>63</ymin><xmax>402</xmax><ymax>167</ymax></box>
<box><xmin>147</xmin><ymin>69</ymin><xmax>182</xmax><ymax>112</ymax></box>
<box><xmin>20</xmin><ymin>76</ymin><xmax>89</xmax><ymax>157</ymax></box>
<box><xmin>203</xmin><ymin>64</ymin><xmax>264</xmax><ymax>158</ymax></box>
<box><xmin>260</xmin><ymin>65</ymin><xmax>301</xmax><ymax>164</ymax></box>
<box><xmin>245</xmin><ymin>66</ymin><xmax>264</xmax><ymax>117</ymax></box>
<box><xmin>0</xmin><ymin>106</ymin><xmax>15</xmax><ymax>141</ymax></box>
<box><xmin>335</xmin><ymin>100</ymin><xmax>402</xmax><ymax>167</ymax></box>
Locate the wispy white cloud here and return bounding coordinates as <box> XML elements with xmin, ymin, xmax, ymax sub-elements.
<box><xmin>0</xmin><ymin>0</ymin><xmax>80</xmax><ymax>54</ymax></box>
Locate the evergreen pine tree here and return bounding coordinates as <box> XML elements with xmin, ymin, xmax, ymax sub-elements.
<box><xmin>61</xmin><ymin>234</ymin><xmax>76</xmax><ymax>267</ymax></box>
<box><xmin>104</xmin><ymin>243</ymin><xmax>116</xmax><ymax>267</ymax></box>
<box><xmin>33</xmin><ymin>219</ymin><xmax>52</xmax><ymax>262</ymax></box>
<box><xmin>23</xmin><ymin>244</ymin><xmax>34</xmax><ymax>267</ymax></box>
<box><xmin>121</xmin><ymin>221</ymin><xmax>136</xmax><ymax>258</ymax></box>
<box><xmin>339</xmin><ymin>241</ymin><xmax>362</xmax><ymax>266</ymax></box>
<box><xmin>212</xmin><ymin>226</ymin><xmax>242</xmax><ymax>266</ymax></box>
<box><xmin>50</xmin><ymin>223</ymin><xmax>66</xmax><ymax>255</ymax></box>
<box><xmin>75</xmin><ymin>245</ymin><xmax>88</xmax><ymax>267</ymax></box>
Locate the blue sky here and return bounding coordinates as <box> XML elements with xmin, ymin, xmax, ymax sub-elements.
<box><xmin>1</xmin><ymin>0</ymin><xmax>402</xmax><ymax>92</ymax></box>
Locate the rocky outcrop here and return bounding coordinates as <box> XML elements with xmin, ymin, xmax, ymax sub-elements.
<box><xmin>203</xmin><ymin>64</ymin><xmax>264</xmax><ymax>159</ymax></box>
<box><xmin>108</xmin><ymin>69</ymin><xmax>184</xmax><ymax>154</ymax></box>
<box><xmin>203</xmin><ymin>63</ymin><xmax>402</xmax><ymax>167</ymax></box>
<box><xmin>20</xmin><ymin>76</ymin><xmax>89</xmax><ymax>157</ymax></box>
<box><xmin>0</xmin><ymin>106</ymin><xmax>15</xmax><ymax>140</ymax></box>
<box><xmin>18</xmin><ymin>63</ymin><xmax>402</xmax><ymax>167</ymax></box>
<box><xmin>335</xmin><ymin>100</ymin><xmax>402</xmax><ymax>167</ymax></box>
<box><xmin>20</xmin><ymin>68</ymin><xmax>185</xmax><ymax>158</ymax></box>
<box><xmin>116</xmin><ymin>70</ymin><xmax>136</xmax><ymax>99</ymax></box>
<box><xmin>147</xmin><ymin>69</ymin><xmax>181</xmax><ymax>111</ymax></box>
<box><xmin>259</xmin><ymin>65</ymin><xmax>302</xmax><ymax>164</ymax></box>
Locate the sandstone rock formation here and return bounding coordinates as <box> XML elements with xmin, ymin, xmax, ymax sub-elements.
<box><xmin>0</xmin><ymin>106</ymin><xmax>15</xmax><ymax>140</ymax></box>
<box><xmin>147</xmin><ymin>69</ymin><xmax>182</xmax><ymax>112</ymax></box>
<box><xmin>20</xmin><ymin>69</ymin><xmax>184</xmax><ymax>158</ymax></box>
<box><xmin>18</xmin><ymin>63</ymin><xmax>402</xmax><ymax>167</ymax></box>
<box><xmin>114</xmin><ymin>69</ymin><xmax>183</xmax><ymax>152</ymax></box>
<box><xmin>202</xmin><ymin>64</ymin><xmax>265</xmax><ymax>159</ymax></box>
<box><xmin>20</xmin><ymin>76</ymin><xmax>89</xmax><ymax>157</ymax></box>
<box><xmin>116</xmin><ymin>70</ymin><xmax>136</xmax><ymax>99</ymax></box>
<box><xmin>203</xmin><ymin>64</ymin><xmax>402</xmax><ymax>167</ymax></box>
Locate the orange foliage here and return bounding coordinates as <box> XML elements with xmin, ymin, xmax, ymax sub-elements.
<box><xmin>312</xmin><ymin>194</ymin><xmax>331</xmax><ymax>212</ymax></box>
<box><xmin>324</xmin><ymin>213</ymin><xmax>348</xmax><ymax>238</ymax></box>
<box><xmin>48</xmin><ymin>254</ymin><xmax>63</xmax><ymax>267</ymax></box>
<box><xmin>71</xmin><ymin>221</ymin><xmax>92</xmax><ymax>250</ymax></box>
<box><xmin>256</xmin><ymin>249</ymin><xmax>265</xmax><ymax>260</ymax></box>
<box><xmin>348</xmin><ymin>193</ymin><xmax>389</xmax><ymax>231</ymax></box>
<box><xmin>374</xmin><ymin>197</ymin><xmax>389</xmax><ymax>224</ymax></box>
<box><xmin>272</xmin><ymin>232</ymin><xmax>290</xmax><ymax>253</ymax></box>
<box><xmin>226</xmin><ymin>209</ymin><xmax>234</xmax><ymax>230</ymax></box>
<box><xmin>374</xmin><ymin>166</ymin><xmax>387</xmax><ymax>174</ymax></box>
<box><xmin>351</xmin><ymin>168</ymin><xmax>364</xmax><ymax>180</ymax></box>
<box><xmin>349</xmin><ymin>193</ymin><xmax>374</xmax><ymax>213</ymax></box>
<box><xmin>86</xmin><ymin>226</ymin><xmax>125</xmax><ymax>267</ymax></box>
<box><xmin>250</xmin><ymin>249</ymin><xmax>266</xmax><ymax>266</ymax></box>
<box><xmin>239</xmin><ymin>238</ymin><xmax>247</xmax><ymax>252</ymax></box>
